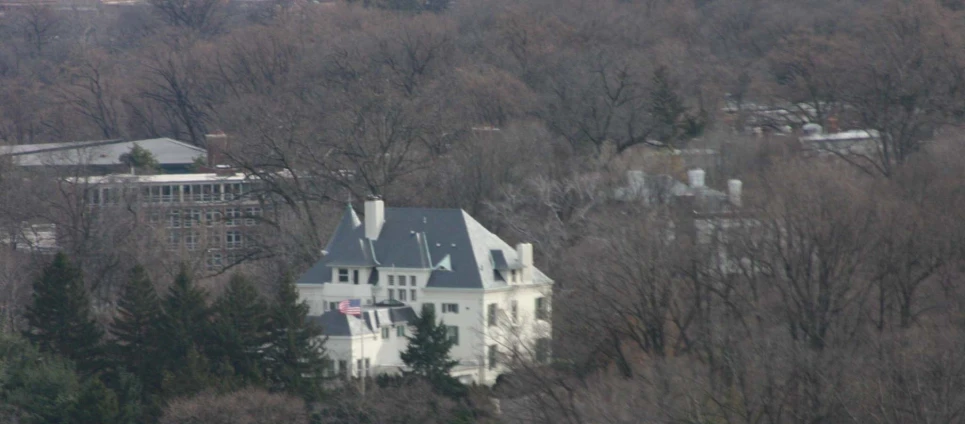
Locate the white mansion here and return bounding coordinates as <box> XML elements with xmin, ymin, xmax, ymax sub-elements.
<box><xmin>296</xmin><ymin>197</ymin><xmax>553</xmax><ymax>385</ymax></box>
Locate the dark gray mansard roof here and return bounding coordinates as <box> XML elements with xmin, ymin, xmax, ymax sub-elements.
<box><xmin>309</xmin><ymin>304</ymin><xmax>418</xmax><ymax>337</ymax></box>
<box><xmin>296</xmin><ymin>205</ymin><xmax>551</xmax><ymax>289</ymax></box>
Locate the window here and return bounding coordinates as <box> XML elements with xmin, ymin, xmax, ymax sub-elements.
<box><xmin>442</xmin><ymin>303</ymin><xmax>459</xmax><ymax>314</ymax></box>
<box><xmin>397</xmin><ymin>326</ymin><xmax>405</xmax><ymax>337</ymax></box>
<box><xmin>511</xmin><ymin>300</ymin><xmax>518</xmax><ymax>322</ymax></box>
<box><xmin>357</xmin><ymin>359</ymin><xmax>370</xmax><ymax>377</ymax></box>
<box><xmin>381</xmin><ymin>327</ymin><xmax>390</xmax><ymax>339</ymax></box>
<box><xmin>338</xmin><ymin>269</ymin><xmax>349</xmax><ymax>283</ymax></box>
<box><xmin>328</xmin><ymin>302</ymin><xmax>338</xmax><ymax>311</ymax></box>
<box><xmin>205</xmin><ymin>210</ymin><xmax>222</xmax><ymax>227</ymax></box>
<box><xmin>410</xmin><ymin>289</ymin><xmax>417</xmax><ymax>301</ymax></box>
<box><xmin>511</xmin><ymin>270</ymin><xmax>517</xmax><ymax>283</ymax></box>
<box><xmin>184</xmin><ymin>209</ymin><xmax>201</xmax><ymax>228</ymax></box>
<box><xmin>356</xmin><ymin>360</ymin><xmax>363</xmax><ymax>377</ymax></box>
<box><xmin>161</xmin><ymin>185</ymin><xmax>174</xmax><ymax>202</ymax></box>
<box><xmin>207</xmin><ymin>229</ymin><xmax>222</xmax><ymax>248</ymax></box>
<box><xmin>338</xmin><ymin>360</ymin><xmax>349</xmax><ymax>379</ymax></box>
<box><xmin>446</xmin><ymin>326</ymin><xmax>459</xmax><ymax>345</ymax></box>
<box><xmin>535</xmin><ymin>338</ymin><xmax>551</xmax><ymax>363</ymax></box>
<box><xmin>167</xmin><ymin>210</ymin><xmax>181</xmax><ymax>228</ymax></box>
<box><xmin>398</xmin><ymin>290</ymin><xmax>407</xmax><ymax>301</ymax></box>
<box><xmin>206</xmin><ymin>253</ymin><xmax>223</xmax><ymax>271</ymax></box>
<box><xmin>167</xmin><ymin>230</ymin><xmax>180</xmax><ymax>250</ymax></box>
<box><xmin>536</xmin><ymin>297</ymin><xmax>548</xmax><ymax>320</ymax></box>
<box><xmin>225</xmin><ymin>230</ymin><xmax>243</xmax><ymax>249</ymax></box>
<box><xmin>353</xmin><ymin>270</ymin><xmax>359</xmax><ymax>285</ymax></box>
<box><xmin>225</xmin><ymin>208</ymin><xmax>240</xmax><ymax>226</ymax></box>
<box><xmin>388</xmin><ymin>289</ymin><xmax>395</xmax><ymax>301</ymax></box>
<box><xmin>149</xmin><ymin>211</ymin><xmax>161</xmax><ymax>225</ymax></box>
<box><xmin>488</xmin><ymin>345</ymin><xmax>498</xmax><ymax>369</ymax></box>
<box><xmin>225</xmin><ymin>183</ymin><xmax>240</xmax><ymax>200</ymax></box>
<box><xmin>410</xmin><ymin>275</ymin><xmax>416</xmax><ymax>286</ymax></box>
<box><xmin>185</xmin><ymin>231</ymin><xmax>199</xmax><ymax>251</ymax></box>
<box><xmin>244</xmin><ymin>207</ymin><xmax>261</xmax><ymax>226</ymax></box>
<box><xmin>488</xmin><ymin>303</ymin><xmax>498</xmax><ymax>327</ymax></box>
<box><xmin>399</xmin><ymin>276</ymin><xmax>406</xmax><ymax>287</ymax></box>
<box><xmin>388</xmin><ymin>275</ymin><xmax>395</xmax><ymax>286</ymax></box>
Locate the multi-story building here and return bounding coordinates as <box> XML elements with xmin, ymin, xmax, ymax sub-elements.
<box><xmin>296</xmin><ymin>197</ymin><xmax>554</xmax><ymax>385</ymax></box>
<box><xmin>80</xmin><ymin>172</ymin><xmax>266</xmax><ymax>271</ymax></box>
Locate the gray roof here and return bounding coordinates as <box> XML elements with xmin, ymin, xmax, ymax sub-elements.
<box><xmin>309</xmin><ymin>304</ymin><xmax>417</xmax><ymax>337</ymax></box>
<box><xmin>297</xmin><ymin>205</ymin><xmax>552</xmax><ymax>289</ymax></box>
<box><xmin>0</xmin><ymin>138</ymin><xmax>206</xmax><ymax>167</ymax></box>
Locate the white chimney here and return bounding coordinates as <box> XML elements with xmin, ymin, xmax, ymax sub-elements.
<box><xmin>687</xmin><ymin>169</ymin><xmax>705</xmax><ymax>188</ymax></box>
<box><xmin>516</xmin><ymin>243</ymin><xmax>533</xmax><ymax>282</ymax></box>
<box><xmin>728</xmin><ymin>179</ymin><xmax>743</xmax><ymax>207</ymax></box>
<box><xmin>364</xmin><ymin>196</ymin><xmax>384</xmax><ymax>240</ymax></box>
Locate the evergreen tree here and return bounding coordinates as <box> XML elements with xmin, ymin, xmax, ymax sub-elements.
<box><xmin>157</xmin><ymin>265</ymin><xmax>211</xmax><ymax>397</ymax></box>
<box><xmin>0</xmin><ymin>333</ymin><xmax>80</xmax><ymax>424</ymax></box>
<box><xmin>110</xmin><ymin>265</ymin><xmax>162</xmax><ymax>393</ymax></box>
<box><xmin>23</xmin><ymin>252</ymin><xmax>103</xmax><ymax>375</ymax></box>
<box><xmin>264</xmin><ymin>272</ymin><xmax>328</xmax><ymax>398</ymax></box>
<box><xmin>70</xmin><ymin>378</ymin><xmax>119</xmax><ymax>424</ymax></box>
<box><xmin>400</xmin><ymin>303</ymin><xmax>464</xmax><ymax>397</ymax></box>
<box><xmin>649</xmin><ymin>65</ymin><xmax>688</xmax><ymax>143</ymax></box>
<box><xmin>210</xmin><ymin>273</ymin><xmax>270</xmax><ymax>386</ymax></box>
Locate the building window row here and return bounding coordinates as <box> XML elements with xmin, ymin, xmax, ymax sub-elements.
<box><xmin>86</xmin><ymin>182</ymin><xmax>253</xmax><ymax>205</ymax></box>
<box><xmin>387</xmin><ymin>274</ymin><xmax>416</xmax><ymax>286</ymax></box>
<box><xmin>386</xmin><ymin>289</ymin><xmax>417</xmax><ymax>302</ymax></box>
<box><xmin>162</xmin><ymin>208</ymin><xmax>261</xmax><ymax>228</ymax></box>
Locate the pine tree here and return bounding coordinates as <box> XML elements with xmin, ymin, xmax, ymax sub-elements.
<box><xmin>400</xmin><ymin>303</ymin><xmax>463</xmax><ymax>397</ymax></box>
<box><xmin>110</xmin><ymin>265</ymin><xmax>162</xmax><ymax>393</ymax></box>
<box><xmin>210</xmin><ymin>273</ymin><xmax>270</xmax><ymax>386</ymax></box>
<box><xmin>23</xmin><ymin>252</ymin><xmax>103</xmax><ymax>375</ymax></box>
<box><xmin>157</xmin><ymin>265</ymin><xmax>211</xmax><ymax>397</ymax></box>
<box><xmin>0</xmin><ymin>333</ymin><xmax>80</xmax><ymax>424</ymax></box>
<box><xmin>264</xmin><ymin>272</ymin><xmax>328</xmax><ymax>398</ymax></box>
<box><xmin>649</xmin><ymin>65</ymin><xmax>688</xmax><ymax>143</ymax></box>
<box><xmin>70</xmin><ymin>379</ymin><xmax>119</xmax><ymax>424</ymax></box>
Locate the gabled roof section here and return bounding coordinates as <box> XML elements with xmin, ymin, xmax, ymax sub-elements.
<box><xmin>301</xmin><ymin>206</ymin><xmax>552</xmax><ymax>289</ymax></box>
<box><xmin>323</xmin><ymin>205</ymin><xmax>377</xmax><ymax>267</ymax></box>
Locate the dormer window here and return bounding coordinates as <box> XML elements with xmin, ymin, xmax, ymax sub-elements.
<box><xmin>338</xmin><ymin>269</ymin><xmax>349</xmax><ymax>283</ymax></box>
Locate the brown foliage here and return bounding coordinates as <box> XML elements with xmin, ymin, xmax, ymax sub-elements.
<box><xmin>160</xmin><ymin>388</ymin><xmax>308</xmax><ymax>424</ymax></box>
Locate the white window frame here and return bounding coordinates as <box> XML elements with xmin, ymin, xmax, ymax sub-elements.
<box><xmin>446</xmin><ymin>326</ymin><xmax>459</xmax><ymax>345</ymax></box>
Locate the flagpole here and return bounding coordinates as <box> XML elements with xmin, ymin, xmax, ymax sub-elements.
<box><xmin>361</xmin><ymin>313</ymin><xmax>365</xmax><ymax>397</ymax></box>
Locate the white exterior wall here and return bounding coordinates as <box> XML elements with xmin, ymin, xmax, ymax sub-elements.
<box><xmin>299</xmin><ymin>270</ymin><xmax>552</xmax><ymax>386</ymax></box>
<box><xmin>326</xmin><ymin>323</ymin><xmax>411</xmax><ymax>378</ymax></box>
<box><xmin>481</xmin><ymin>284</ymin><xmax>552</xmax><ymax>380</ymax></box>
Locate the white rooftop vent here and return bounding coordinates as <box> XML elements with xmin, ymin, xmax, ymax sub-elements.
<box><xmin>687</xmin><ymin>169</ymin><xmax>705</xmax><ymax>188</ymax></box>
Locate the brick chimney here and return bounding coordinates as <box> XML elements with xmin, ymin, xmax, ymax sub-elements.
<box><xmin>205</xmin><ymin>132</ymin><xmax>229</xmax><ymax>168</ymax></box>
<box><xmin>828</xmin><ymin>116</ymin><xmax>840</xmax><ymax>134</ymax></box>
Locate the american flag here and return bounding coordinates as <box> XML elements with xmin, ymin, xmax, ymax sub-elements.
<box><xmin>338</xmin><ymin>299</ymin><xmax>362</xmax><ymax>316</ymax></box>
